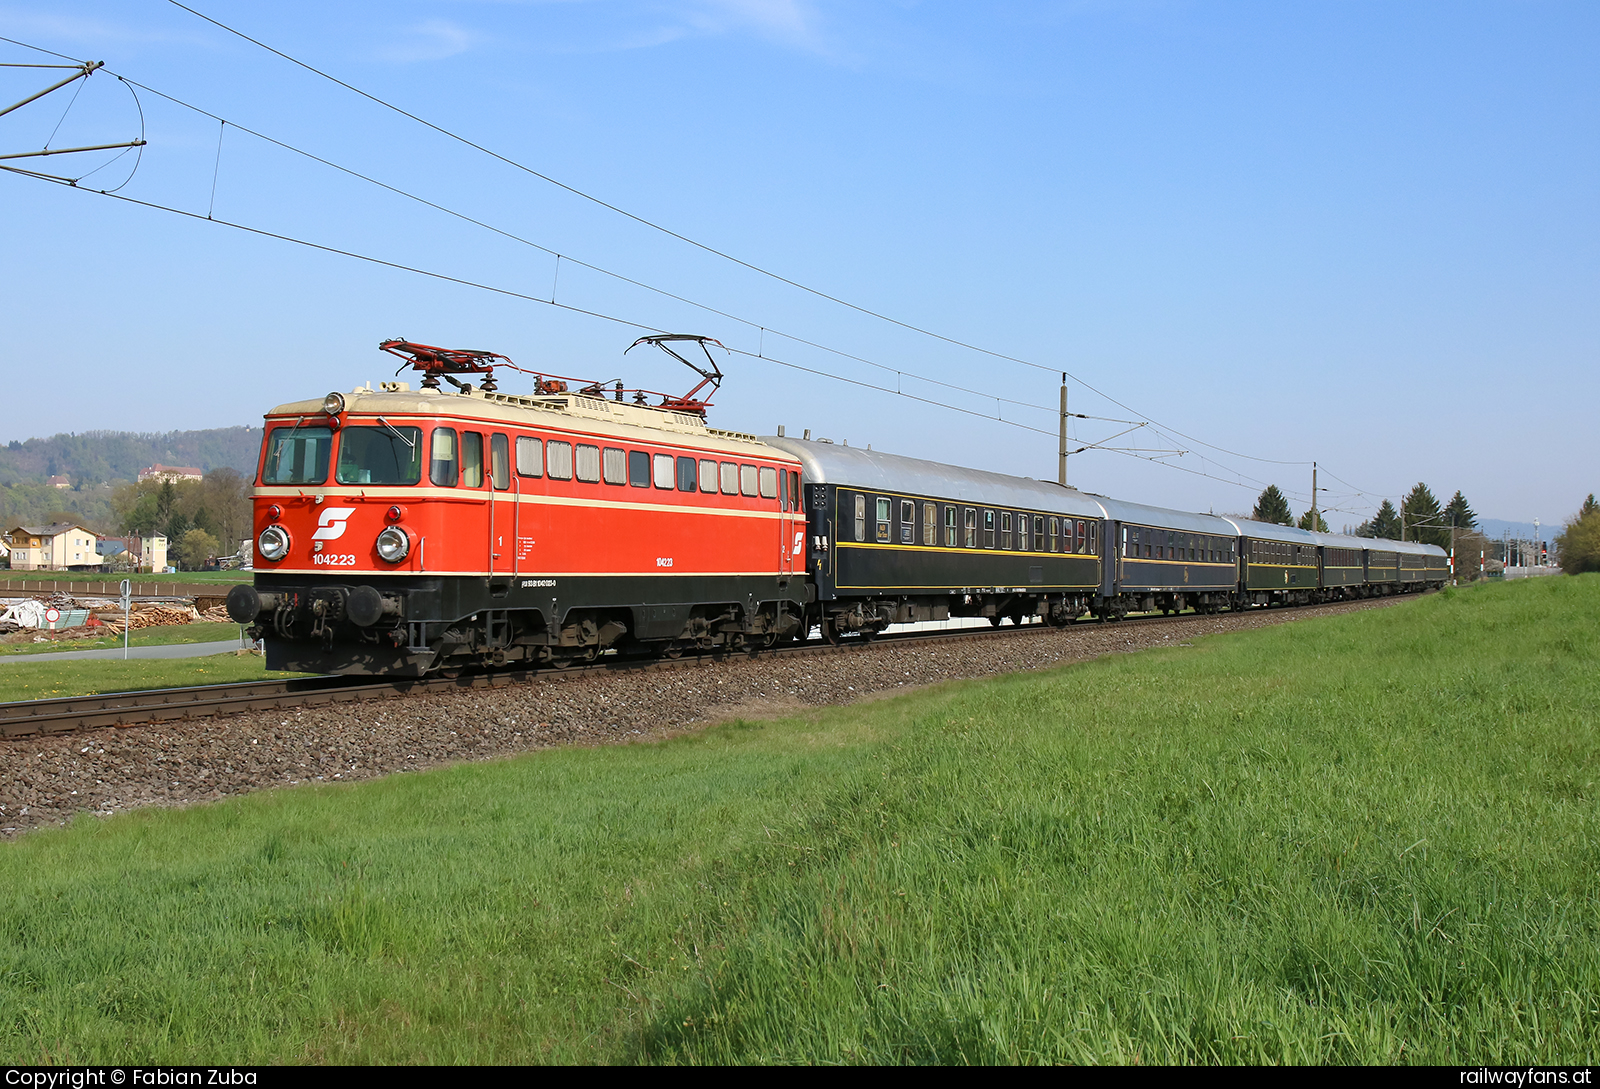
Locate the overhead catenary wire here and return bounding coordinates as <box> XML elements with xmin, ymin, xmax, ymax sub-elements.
<box><xmin>0</xmin><ymin>31</ymin><xmax>1386</xmax><ymax>509</ymax></box>
<box><xmin>158</xmin><ymin>3</ymin><xmax>1324</xmax><ymax>474</ymax></box>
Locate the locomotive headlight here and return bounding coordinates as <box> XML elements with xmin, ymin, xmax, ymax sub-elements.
<box><xmin>375</xmin><ymin>525</ymin><xmax>411</xmax><ymax>563</ymax></box>
<box><xmin>323</xmin><ymin>391</ymin><xmax>346</xmax><ymax>415</ymax></box>
<box><xmin>258</xmin><ymin>525</ymin><xmax>291</xmax><ymax>562</ymax></box>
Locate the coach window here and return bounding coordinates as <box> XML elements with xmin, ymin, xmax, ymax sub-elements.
<box><xmin>901</xmin><ymin>500</ymin><xmax>916</xmax><ymax>543</ymax></box>
<box><xmin>1075</xmin><ymin>520</ymin><xmax>1085</xmax><ymax>555</ymax></box>
<box><xmin>575</xmin><ymin>444</ymin><xmax>600</xmax><ymax>484</ymax></box>
<box><xmin>740</xmin><ymin>464</ymin><xmax>759</xmax><ymax>497</ymax></box>
<box><xmin>946</xmin><ymin>507</ymin><xmax>958</xmax><ymax>547</ymax></box>
<box><xmin>654</xmin><ymin>453</ymin><xmax>675</xmax><ymax>489</ymax></box>
<box><xmin>1049</xmin><ymin>518</ymin><xmax>1059</xmax><ymax>552</ymax></box>
<box><xmin>924</xmin><ymin>503</ymin><xmax>937</xmax><ymax>546</ymax></box>
<box><xmin>699</xmin><ymin>458</ymin><xmax>718</xmax><ymax>493</ymax></box>
<box><xmin>875</xmin><ymin>497</ymin><xmax>891</xmax><ymax>542</ymax></box>
<box><xmin>759</xmin><ymin>466</ymin><xmax>779</xmax><ymax>499</ymax></box>
<box><xmin>428</xmin><ymin>427</ymin><xmax>458</xmax><ymax>487</ymax></box>
<box><xmin>679</xmin><ymin>457</ymin><xmax>698</xmax><ymax>493</ymax></box>
<box><xmin>1033</xmin><ymin>516</ymin><xmax>1044</xmax><ymax>552</ymax></box>
<box><xmin>1090</xmin><ymin>523</ymin><xmax>1098</xmax><ymax>555</ymax></box>
<box><xmin>603</xmin><ymin>447</ymin><xmax>627</xmax><ymax>486</ymax></box>
<box><xmin>546</xmin><ymin>440</ymin><xmax>573</xmax><ymax>481</ymax></box>
<box><xmin>490</xmin><ymin>433</ymin><xmax>510</xmax><ymax>490</ymax></box>
<box><xmin>515</xmin><ymin>436</ymin><xmax>543</xmax><ymax>478</ymax></box>
<box><xmin>984</xmin><ymin>510</ymin><xmax>996</xmax><ymax>549</ymax></box>
<box><xmin>1000</xmin><ymin>512</ymin><xmax>1012</xmax><ymax>550</ymax></box>
<box><xmin>855</xmin><ymin>494</ymin><xmax>867</xmax><ymax>542</ymax></box>
<box><xmin>964</xmin><ymin>508</ymin><xmax>977</xmax><ymax>548</ymax></box>
<box><xmin>461</xmin><ymin>432</ymin><xmax>485</xmax><ymax>488</ymax></box>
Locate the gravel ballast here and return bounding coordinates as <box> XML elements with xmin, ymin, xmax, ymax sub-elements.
<box><xmin>0</xmin><ymin>598</ymin><xmax>1405</xmax><ymax>837</ymax></box>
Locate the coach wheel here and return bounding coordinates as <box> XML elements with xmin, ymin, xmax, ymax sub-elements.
<box><xmin>989</xmin><ymin>615</ymin><xmax>1002</xmax><ymax>628</ymax></box>
<box><xmin>821</xmin><ymin>617</ymin><xmax>842</xmax><ymax>645</ymax></box>
<box><xmin>663</xmin><ymin>641</ymin><xmax>684</xmax><ymax>659</ymax></box>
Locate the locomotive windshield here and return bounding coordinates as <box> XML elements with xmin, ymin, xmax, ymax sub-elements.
<box><xmin>262</xmin><ymin>424</ymin><xmax>332</xmax><ymax>485</ymax></box>
<box><xmin>335</xmin><ymin>424</ymin><xmax>423</xmax><ymax>485</ymax></box>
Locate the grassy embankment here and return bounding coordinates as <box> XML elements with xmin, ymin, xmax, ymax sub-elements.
<box><xmin>0</xmin><ymin>576</ymin><xmax>1595</xmax><ymax>1063</ymax></box>
<box><xmin>0</xmin><ymin>653</ymin><xmax>311</xmax><ymax>703</ymax></box>
<box><xmin>0</xmin><ymin>621</ymin><xmax>244</xmax><ymax>659</ymax></box>
<box><xmin>0</xmin><ymin>570</ymin><xmax>245</xmax><ymax>585</ymax></box>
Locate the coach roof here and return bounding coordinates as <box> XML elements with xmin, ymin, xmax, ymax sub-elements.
<box><xmin>762</xmin><ymin>437</ymin><xmax>1108</xmax><ymax>519</ymax></box>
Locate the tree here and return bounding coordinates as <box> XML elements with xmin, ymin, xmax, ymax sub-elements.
<box><xmin>1355</xmin><ymin>499</ymin><xmax>1402</xmax><ymax>540</ymax></box>
<box><xmin>1556</xmin><ymin>497</ymin><xmax>1600</xmax><ymax>575</ymax></box>
<box><xmin>1402</xmin><ymin>483</ymin><xmax>1449</xmax><ymax>547</ymax></box>
<box><xmin>1252</xmin><ymin>485</ymin><xmax>1294</xmax><ymax>526</ymax></box>
<box><xmin>1297</xmin><ymin>508</ymin><xmax>1329</xmax><ymax>532</ymax></box>
<box><xmin>174</xmin><ymin>528</ymin><xmax>220</xmax><ymax>571</ymax></box>
<box><xmin>1444</xmin><ymin>490</ymin><xmax>1477</xmax><ymax>530</ymax></box>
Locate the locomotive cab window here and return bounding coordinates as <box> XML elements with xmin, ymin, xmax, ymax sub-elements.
<box><xmin>575</xmin><ymin>443</ymin><xmax>600</xmax><ymax>485</ymax></box>
<box><xmin>490</xmin><ymin>433</ymin><xmax>510</xmax><ymax>490</ymax></box>
<box><xmin>264</xmin><ymin>424</ymin><xmax>332</xmax><ymax>486</ymax></box>
<box><xmin>333</xmin><ymin>424</ymin><xmax>421</xmax><ymax>486</ymax></box>
<box><xmin>546</xmin><ymin>440</ymin><xmax>573</xmax><ymax>481</ymax></box>
<box><xmin>462</xmin><ymin>432</ymin><xmax>485</xmax><ymax>488</ymax></box>
<box><xmin>515</xmin><ymin>436</ymin><xmax>543</xmax><ymax>478</ymax></box>
<box><xmin>429</xmin><ymin>427</ymin><xmax>458</xmax><ymax>487</ymax></box>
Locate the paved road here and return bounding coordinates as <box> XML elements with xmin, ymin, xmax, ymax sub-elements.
<box><xmin>0</xmin><ymin>640</ymin><xmax>250</xmax><ymax>665</ymax></box>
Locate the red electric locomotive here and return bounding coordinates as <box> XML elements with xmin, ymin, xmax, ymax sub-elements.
<box><xmin>227</xmin><ymin>337</ymin><xmax>809</xmax><ymax>675</ymax></box>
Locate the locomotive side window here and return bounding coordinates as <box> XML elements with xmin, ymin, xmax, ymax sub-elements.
<box><xmin>790</xmin><ymin>471</ymin><xmax>802</xmax><ymax>512</ymax></box>
<box><xmin>629</xmin><ymin>450</ymin><xmax>651</xmax><ymax>488</ymax></box>
<box><xmin>603</xmin><ymin>447</ymin><xmax>627</xmax><ymax>486</ymax></box>
<box><xmin>946</xmin><ymin>506</ymin><xmax>957</xmax><ymax>547</ymax></box>
<box><xmin>653</xmin><ymin>454</ymin><xmax>674</xmax><ymax>489</ymax></box>
<box><xmin>740</xmin><ymin>464</ymin><xmax>759</xmax><ymax>497</ymax></box>
<box><xmin>924</xmin><ymin>503</ymin><xmax>936</xmax><ymax>546</ymax></box>
<box><xmin>720</xmin><ymin>461</ymin><xmax>739</xmax><ymax>495</ymax></box>
<box><xmin>546</xmin><ymin>440</ymin><xmax>573</xmax><ymax>481</ymax></box>
<box><xmin>699</xmin><ymin>459</ymin><xmax>718</xmax><ymax>493</ymax></box>
<box><xmin>855</xmin><ymin>494</ymin><xmax>867</xmax><ymax>542</ymax></box>
<box><xmin>490</xmin><ymin>433</ymin><xmax>510</xmax><ymax>491</ymax></box>
<box><xmin>334</xmin><ymin>425</ymin><xmax>421</xmax><ymax>486</ymax></box>
<box><xmin>759</xmin><ymin>467</ymin><xmax>779</xmax><ymax>499</ymax></box>
<box><xmin>901</xmin><ymin>501</ymin><xmax>915</xmax><ymax>543</ymax></box>
<box><xmin>1000</xmin><ymin>512</ymin><xmax>1012</xmax><ymax>550</ymax></box>
<box><xmin>984</xmin><ymin>510</ymin><xmax>995</xmax><ymax>549</ymax></box>
<box><xmin>515</xmin><ymin>436</ymin><xmax>543</xmax><ymax>478</ymax></box>
<box><xmin>678</xmin><ymin>457</ymin><xmax>698</xmax><ymax>493</ymax></box>
<box><xmin>876</xmin><ymin>498</ymin><xmax>891</xmax><ymax>542</ymax></box>
<box><xmin>429</xmin><ymin>427</ymin><xmax>458</xmax><ymax>487</ymax></box>
<box><xmin>575</xmin><ymin>444</ymin><xmax>600</xmax><ymax>484</ymax></box>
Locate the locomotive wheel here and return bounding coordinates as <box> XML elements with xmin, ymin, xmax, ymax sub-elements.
<box><xmin>663</xmin><ymin>641</ymin><xmax>684</xmax><ymax>659</ymax></box>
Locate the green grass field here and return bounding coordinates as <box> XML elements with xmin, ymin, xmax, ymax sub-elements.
<box><xmin>0</xmin><ymin>621</ymin><xmax>244</xmax><ymax>659</ymax></box>
<box><xmin>0</xmin><ymin>576</ymin><xmax>1595</xmax><ymax>1064</ymax></box>
<box><xmin>0</xmin><ymin>652</ymin><xmax>311</xmax><ymax>703</ymax></box>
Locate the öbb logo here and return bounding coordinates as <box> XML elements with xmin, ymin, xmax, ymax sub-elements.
<box><xmin>311</xmin><ymin>507</ymin><xmax>358</xmax><ymax>541</ymax></box>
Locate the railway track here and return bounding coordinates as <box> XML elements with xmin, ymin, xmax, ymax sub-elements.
<box><xmin>0</xmin><ymin>604</ymin><xmax>1343</xmax><ymax>740</ymax></box>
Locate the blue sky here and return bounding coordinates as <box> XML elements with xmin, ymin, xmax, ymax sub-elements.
<box><xmin>2</xmin><ymin>1</ymin><xmax>1595</xmax><ymax>529</ymax></box>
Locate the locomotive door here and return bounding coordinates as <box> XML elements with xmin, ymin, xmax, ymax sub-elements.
<box><xmin>781</xmin><ymin>469</ymin><xmax>800</xmax><ymax>577</ymax></box>
<box><xmin>489</xmin><ymin>432</ymin><xmax>513</xmax><ymax>577</ymax></box>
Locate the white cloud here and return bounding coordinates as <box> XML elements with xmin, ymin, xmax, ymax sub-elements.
<box><xmin>375</xmin><ymin>18</ymin><xmax>478</xmax><ymax>63</ymax></box>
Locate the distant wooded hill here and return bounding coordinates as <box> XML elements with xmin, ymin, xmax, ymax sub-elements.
<box><xmin>0</xmin><ymin>428</ymin><xmax>262</xmax><ymax>488</ymax></box>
